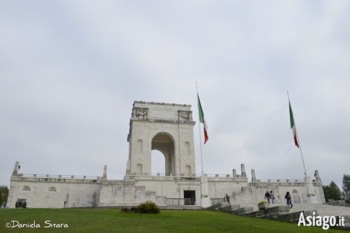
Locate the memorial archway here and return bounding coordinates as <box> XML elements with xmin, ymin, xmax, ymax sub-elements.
<box><xmin>151</xmin><ymin>133</ymin><xmax>175</xmax><ymax>175</ymax></box>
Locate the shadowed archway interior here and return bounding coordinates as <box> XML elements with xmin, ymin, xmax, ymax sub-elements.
<box><xmin>151</xmin><ymin>133</ymin><xmax>175</xmax><ymax>175</ymax></box>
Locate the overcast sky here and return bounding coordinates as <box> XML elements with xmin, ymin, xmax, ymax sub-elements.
<box><xmin>1</xmin><ymin>0</ymin><xmax>349</xmax><ymax>190</ymax></box>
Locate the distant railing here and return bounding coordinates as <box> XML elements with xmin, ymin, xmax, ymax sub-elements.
<box><xmin>254</xmin><ymin>179</ymin><xmax>304</xmax><ymax>183</ymax></box>
<box><xmin>129</xmin><ymin>173</ymin><xmax>198</xmax><ymax>177</ymax></box>
<box><xmin>15</xmin><ymin>173</ymin><xmax>305</xmax><ymax>183</ymax></box>
<box><xmin>166</xmin><ymin>198</ymin><xmax>192</xmax><ymax>206</ymax></box>
<box><xmin>210</xmin><ymin>198</ymin><xmax>224</xmax><ymax>206</ymax></box>
<box><xmin>127</xmin><ymin>173</ymin><xmax>247</xmax><ymax>178</ymax></box>
<box><xmin>17</xmin><ymin>174</ymin><xmax>100</xmax><ymax>179</ymax></box>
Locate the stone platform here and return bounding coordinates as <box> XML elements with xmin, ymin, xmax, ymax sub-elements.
<box><xmin>211</xmin><ymin>201</ymin><xmax>350</xmax><ymax>230</ymax></box>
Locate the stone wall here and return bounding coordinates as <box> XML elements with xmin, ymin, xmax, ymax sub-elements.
<box><xmin>226</xmin><ymin>180</ymin><xmax>325</xmax><ymax>204</ymax></box>
<box><xmin>7</xmin><ymin>175</ymin><xmax>101</xmax><ymax>208</ymax></box>
<box><xmin>98</xmin><ymin>179</ymin><xmax>166</xmax><ymax>207</ymax></box>
<box><xmin>8</xmin><ymin>172</ymin><xmax>325</xmax><ymax>208</ymax></box>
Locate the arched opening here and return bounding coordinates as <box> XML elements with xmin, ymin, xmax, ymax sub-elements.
<box><xmin>185</xmin><ymin>165</ymin><xmax>191</xmax><ymax>176</ymax></box>
<box><xmin>136</xmin><ymin>164</ymin><xmax>142</xmax><ymax>175</ymax></box>
<box><xmin>151</xmin><ymin>133</ymin><xmax>175</xmax><ymax>176</ymax></box>
<box><xmin>137</xmin><ymin>139</ymin><xmax>143</xmax><ymax>153</ymax></box>
<box><xmin>151</xmin><ymin>150</ymin><xmax>166</xmax><ymax>174</ymax></box>
<box><xmin>185</xmin><ymin>142</ymin><xmax>190</xmax><ymax>155</ymax></box>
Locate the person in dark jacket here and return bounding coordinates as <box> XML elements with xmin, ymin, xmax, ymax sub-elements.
<box><xmin>265</xmin><ymin>191</ymin><xmax>271</xmax><ymax>204</ymax></box>
<box><xmin>285</xmin><ymin>191</ymin><xmax>293</xmax><ymax>211</ymax></box>
<box><xmin>225</xmin><ymin>194</ymin><xmax>230</xmax><ymax>204</ymax></box>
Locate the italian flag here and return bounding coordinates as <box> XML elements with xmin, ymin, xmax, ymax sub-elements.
<box><xmin>198</xmin><ymin>94</ymin><xmax>209</xmax><ymax>144</ymax></box>
<box><xmin>289</xmin><ymin>102</ymin><xmax>299</xmax><ymax>148</ymax></box>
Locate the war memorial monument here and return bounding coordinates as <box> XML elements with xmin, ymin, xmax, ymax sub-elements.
<box><xmin>7</xmin><ymin>101</ymin><xmax>326</xmax><ymax>208</ymax></box>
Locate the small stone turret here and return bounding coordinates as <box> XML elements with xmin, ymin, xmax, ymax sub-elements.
<box><xmin>241</xmin><ymin>164</ymin><xmax>247</xmax><ymax>177</ymax></box>
<box><xmin>12</xmin><ymin>161</ymin><xmax>19</xmax><ymax>176</ymax></box>
<box><xmin>126</xmin><ymin>160</ymin><xmax>131</xmax><ymax>176</ymax></box>
<box><xmin>251</xmin><ymin>169</ymin><xmax>256</xmax><ymax>182</ymax></box>
<box><xmin>232</xmin><ymin>169</ymin><xmax>237</xmax><ymax>177</ymax></box>
<box><xmin>103</xmin><ymin>165</ymin><xmax>107</xmax><ymax>179</ymax></box>
<box><xmin>314</xmin><ymin>170</ymin><xmax>321</xmax><ymax>182</ymax></box>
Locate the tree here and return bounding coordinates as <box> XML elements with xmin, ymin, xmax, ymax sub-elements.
<box><xmin>0</xmin><ymin>186</ymin><xmax>9</xmax><ymax>208</ymax></box>
<box><xmin>323</xmin><ymin>181</ymin><xmax>342</xmax><ymax>202</ymax></box>
<box><xmin>342</xmin><ymin>174</ymin><xmax>350</xmax><ymax>204</ymax></box>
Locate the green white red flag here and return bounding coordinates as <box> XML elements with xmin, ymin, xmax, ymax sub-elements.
<box><xmin>289</xmin><ymin>102</ymin><xmax>299</xmax><ymax>148</ymax></box>
<box><xmin>197</xmin><ymin>94</ymin><xmax>209</xmax><ymax>144</ymax></box>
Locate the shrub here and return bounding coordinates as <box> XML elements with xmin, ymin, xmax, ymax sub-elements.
<box><xmin>130</xmin><ymin>207</ymin><xmax>138</xmax><ymax>213</ymax></box>
<box><xmin>121</xmin><ymin>208</ymin><xmax>129</xmax><ymax>213</ymax></box>
<box><xmin>136</xmin><ymin>201</ymin><xmax>160</xmax><ymax>214</ymax></box>
<box><xmin>258</xmin><ymin>201</ymin><xmax>268</xmax><ymax>204</ymax></box>
<box><xmin>0</xmin><ymin>186</ymin><xmax>9</xmax><ymax>208</ymax></box>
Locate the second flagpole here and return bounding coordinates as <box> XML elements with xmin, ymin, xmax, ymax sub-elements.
<box><xmin>196</xmin><ymin>82</ymin><xmax>205</xmax><ymax>176</ymax></box>
<box><xmin>287</xmin><ymin>91</ymin><xmax>308</xmax><ymax>179</ymax></box>
<box><xmin>287</xmin><ymin>91</ymin><xmax>318</xmax><ymax>203</ymax></box>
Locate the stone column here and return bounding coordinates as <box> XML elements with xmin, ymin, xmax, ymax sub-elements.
<box><xmin>103</xmin><ymin>165</ymin><xmax>107</xmax><ymax>179</ymax></box>
<box><xmin>200</xmin><ymin>174</ymin><xmax>211</xmax><ymax>208</ymax></box>
<box><xmin>232</xmin><ymin>169</ymin><xmax>237</xmax><ymax>177</ymax></box>
<box><xmin>12</xmin><ymin>161</ymin><xmax>19</xmax><ymax>176</ymax></box>
<box><xmin>304</xmin><ymin>176</ymin><xmax>318</xmax><ymax>204</ymax></box>
<box><xmin>251</xmin><ymin>169</ymin><xmax>256</xmax><ymax>182</ymax></box>
<box><xmin>241</xmin><ymin>164</ymin><xmax>247</xmax><ymax>177</ymax></box>
<box><xmin>315</xmin><ymin>170</ymin><xmax>321</xmax><ymax>182</ymax></box>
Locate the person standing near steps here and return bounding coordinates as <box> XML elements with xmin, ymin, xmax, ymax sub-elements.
<box><xmin>285</xmin><ymin>191</ymin><xmax>293</xmax><ymax>211</ymax></box>
<box><xmin>225</xmin><ymin>194</ymin><xmax>230</xmax><ymax>204</ymax></box>
<box><xmin>265</xmin><ymin>191</ymin><xmax>271</xmax><ymax>204</ymax></box>
<box><xmin>270</xmin><ymin>191</ymin><xmax>275</xmax><ymax>204</ymax></box>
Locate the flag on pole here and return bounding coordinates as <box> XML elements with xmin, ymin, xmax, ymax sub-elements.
<box><xmin>198</xmin><ymin>94</ymin><xmax>209</xmax><ymax>144</ymax></box>
<box><xmin>289</xmin><ymin>102</ymin><xmax>299</xmax><ymax>148</ymax></box>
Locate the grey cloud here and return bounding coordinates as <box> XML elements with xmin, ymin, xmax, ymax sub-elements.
<box><xmin>1</xmin><ymin>0</ymin><xmax>349</xmax><ymax>190</ymax></box>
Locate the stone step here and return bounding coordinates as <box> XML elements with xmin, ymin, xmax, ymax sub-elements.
<box><xmin>162</xmin><ymin>205</ymin><xmax>203</xmax><ymax>210</ymax></box>
<box><xmin>238</xmin><ymin>203</ymin><xmax>350</xmax><ymax>217</ymax></box>
<box><xmin>277</xmin><ymin>210</ymin><xmax>316</xmax><ymax>223</ymax></box>
<box><xmin>243</xmin><ymin>206</ymin><xmax>291</xmax><ymax>218</ymax></box>
<box><xmin>230</xmin><ymin>207</ymin><xmax>254</xmax><ymax>215</ymax></box>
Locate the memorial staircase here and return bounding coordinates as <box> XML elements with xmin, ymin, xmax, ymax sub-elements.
<box><xmin>210</xmin><ymin>201</ymin><xmax>350</xmax><ymax>230</ymax></box>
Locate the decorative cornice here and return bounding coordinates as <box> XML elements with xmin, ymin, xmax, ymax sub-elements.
<box><xmin>134</xmin><ymin>101</ymin><xmax>191</xmax><ymax>107</ymax></box>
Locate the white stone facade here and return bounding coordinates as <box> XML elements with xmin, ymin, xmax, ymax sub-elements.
<box><xmin>7</xmin><ymin>175</ymin><xmax>101</xmax><ymax>208</ymax></box>
<box><xmin>127</xmin><ymin>101</ymin><xmax>196</xmax><ymax>176</ymax></box>
<box><xmin>7</xmin><ymin>101</ymin><xmax>325</xmax><ymax>208</ymax></box>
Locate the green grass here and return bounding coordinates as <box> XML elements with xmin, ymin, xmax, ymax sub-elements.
<box><xmin>0</xmin><ymin>209</ymin><xmax>346</xmax><ymax>232</ymax></box>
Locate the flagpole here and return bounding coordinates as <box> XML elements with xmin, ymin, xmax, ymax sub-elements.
<box><xmin>287</xmin><ymin>91</ymin><xmax>308</xmax><ymax>179</ymax></box>
<box><xmin>196</xmin><ymin>82</ymin><xmax>204</xmax><ymax>176</ymax></box>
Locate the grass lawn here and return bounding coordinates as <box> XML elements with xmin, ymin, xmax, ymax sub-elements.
<box><xmin>0</xmin><ymin>208</ymin><xmax>346</xmax><ymax>232</ymax></box>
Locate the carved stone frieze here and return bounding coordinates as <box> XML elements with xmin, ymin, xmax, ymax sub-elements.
<box><xmin>132</xmin><ymin>107</ymin><xmax>149</xmax><ymax>120</ymax></box>
<box><xmin>178</xmin><ymin>110</ymin><xmax>192</xmax><ymax>121</ymax></box>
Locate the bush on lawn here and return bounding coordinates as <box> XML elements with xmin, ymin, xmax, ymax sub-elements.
<box><xmin>136</xmin><ymin>201</ymin><xmax>160</xmax><ymax>214</ymax></box>
<box><xmin>130</xmin><ymin>207</ymin><xmax>138</xmax><ymax>213</ymax></box>
<box><xmin>121</xmin><ymin>208</ymin><xmax>129</xmax><ymax>213</ymax></box>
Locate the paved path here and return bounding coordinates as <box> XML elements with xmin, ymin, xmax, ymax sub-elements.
<box><xmin>233</xmin><ymin>202</ymin><xmax>350</xmax><ymax>217</ymax></box>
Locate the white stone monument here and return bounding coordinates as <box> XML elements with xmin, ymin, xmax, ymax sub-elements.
<box><xmin>6</xmin><ymin>100</ymin><xmax>326</xmax><ymax>208</ymax></box>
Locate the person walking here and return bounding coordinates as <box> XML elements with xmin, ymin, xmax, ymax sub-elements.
<box><xmin>265</xmin><ymin>191</ymin><xmax>271</xmax><ymax>204</ymax></box>
<box><xmin>285</xmin><ymin>191</ymin><xmax>293</xmax><ymax>211</ymax></box>
<box><xmin>270</xmin><ymin>191</ymin><xmax>275</xmax><ymax>204</ymax></box>
<box><xmin>225</xmin><ymin>194</ymin><xmax>231</xmax><ymax>204</ymax></box>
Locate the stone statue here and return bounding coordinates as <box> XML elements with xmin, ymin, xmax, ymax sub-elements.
<box><xmin>133</xmin><ymin>108</ymin><xmax>148</xmax><ymax>119</ymax></box>
<box><xmin>178</xmin><ymin>111</ymin><xmax>192</xmax><ymax>121</ymax></box>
